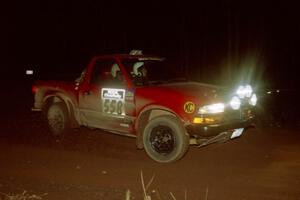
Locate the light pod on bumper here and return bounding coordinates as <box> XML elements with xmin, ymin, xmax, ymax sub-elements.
<box><xmin>236</xmin><ymin>85</ymin><xmax>253</xmax><ymax>98</ymax></box>
<box><xmin>249</xmin><ymin>93</ymin><xmax>257</xmax><ymax>106</ymax></box>
<box><xmin>230</xmin><ymin>96</ymin><xmax>241</xmax><ymax>110</ymax></box>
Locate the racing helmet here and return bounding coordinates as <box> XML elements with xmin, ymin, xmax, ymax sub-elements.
<box><xmin>111</xmin><ymin>63</ymin><xmax>120</xmax><ymax>78</ymax></box>
<box><xmin>133</xmin><ymin>62</ymin><xmax>145</xmax><ymax>76</ymax></box>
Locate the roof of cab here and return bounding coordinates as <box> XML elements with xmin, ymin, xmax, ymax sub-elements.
<box><xmin>92</xmin><ymin>53</ymin><xmax>164</xmax><ymax>61</ymax></box>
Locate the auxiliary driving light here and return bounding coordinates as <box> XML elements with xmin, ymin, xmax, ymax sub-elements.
<box><xmin>249</xmin><ymin>93</ymin><xmax>257</xmax><ymax>106</ymax></box>
<box><xmin>230</xmin><ymin>96</ymin><xmax>241</xmax><ymax>110</ymax></box>
<box><xmin>236</xmin><ymin>85</ymin><xmax>253</xmax><ymax>98</ymax></box>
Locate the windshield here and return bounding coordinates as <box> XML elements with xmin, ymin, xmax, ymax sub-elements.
<box><xmin>121</xmin><ymin>58</ymin><xmax>186</xmax><ymax>86</ymax></box>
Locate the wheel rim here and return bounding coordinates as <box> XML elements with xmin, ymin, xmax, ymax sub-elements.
<box><xmin>47</xmin><ymin>106</ymin><xmax>65</xmax><ymax>135</ymax></box>
<box><xmin>149</xmin><ymin>125</ymin><xmax>175</xmax><ymax>155</ymax></box>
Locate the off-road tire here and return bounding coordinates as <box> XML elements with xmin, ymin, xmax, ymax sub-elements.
<box><xmin>143</xmin><ymin>115</ymin><xmax>189</xmax><ymax>163</ymax></box>
<box><xmin>45</xmin><ymin>102</ymin><xmax>70</xmax><ymax>138</ymax></box>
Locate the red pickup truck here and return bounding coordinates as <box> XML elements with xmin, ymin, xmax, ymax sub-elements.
<box><xmin>32</xmin><ymin>51</ymin><xmax>257</xmax><ymax>163</ymax></box>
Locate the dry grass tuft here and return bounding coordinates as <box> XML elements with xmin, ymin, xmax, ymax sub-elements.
<box><xmin>0</xmin><ymin>190</ymin><xmax>46</xmax><ymax>200</ymax></box>
<box><xmin>124</xmin><ymin>171</ymin><xmax>209</xmax><ymax>200</ymax></box>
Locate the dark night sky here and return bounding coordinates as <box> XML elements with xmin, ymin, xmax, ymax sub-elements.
<box><xmin>3</xmin><ymin>0</ymin><xmax>300</xmax><ymax>88</ymax></box>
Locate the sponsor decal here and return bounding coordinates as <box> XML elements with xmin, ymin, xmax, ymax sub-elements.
<box><xmin>102</xmin><ymin>89</ymin><xmax>124</xmax><ymax>99</ymax></box>
<box><xmin>184</xmin><ymin>101</ymin><xmax>195</xmax><ymax>114</ymax></box>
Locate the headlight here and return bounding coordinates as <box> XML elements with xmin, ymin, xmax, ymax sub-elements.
<box><xmin>199</xmin><ymin>103</ymin><xmax>225</xmax><ymax>114</ymax></box>
<box><xmin>236</xmin><ymin>85</ymin><xmax>253</xmax><ymax>98</ymax></box>
<box><xmin>230</xmin><ymin>96</ymin><xmax>241</xmax><ymax>110</ymax></box>
<box><xmin>249</xmin><ymin>93</ymin><xmax>257</xmax><ymax>106</ymax></box>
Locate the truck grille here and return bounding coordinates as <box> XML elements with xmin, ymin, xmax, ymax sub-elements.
<box><xmin>224</xmin><ymin>106</ymin><xmax>253</xmax><ymax>122</ymax></box>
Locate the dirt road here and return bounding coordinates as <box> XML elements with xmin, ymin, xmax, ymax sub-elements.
<box><xmin>0</xmin><ymin>91</ymin><xmax>300</xmax><ymax>199</ymax></box>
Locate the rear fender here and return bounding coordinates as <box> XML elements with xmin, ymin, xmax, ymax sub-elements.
<box><xmin>43</xmin><ymin>92</ymin><xmax>80</xmax><ymax>128</ymax></box>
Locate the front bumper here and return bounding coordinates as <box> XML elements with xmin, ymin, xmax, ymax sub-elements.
<box><xmin>187</xmin><ymin>118</ymin><xmax>254</xmax><ymax>137</ymax></box>
<box><xmin>186</xmin><ymin>107</ymin><xmax>255</xmax><ymax>137</ymax></box>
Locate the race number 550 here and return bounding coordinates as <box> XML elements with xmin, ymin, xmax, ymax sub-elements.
<box><xmin>103</xmin><ymin>99</ymin><xmax>123</xmax><ymax>115</ymax></box>
<box><xmin>101</xmin><ymin>88</ymin><xmax>125</xmax><ymax>115</ymax></box>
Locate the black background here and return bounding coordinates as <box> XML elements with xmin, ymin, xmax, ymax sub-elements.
<box><xmin>2</xmin><ymin>0</ymin><xmax>300</xmax><ymax>89</ymax></box>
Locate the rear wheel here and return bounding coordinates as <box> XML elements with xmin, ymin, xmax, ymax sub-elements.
<box><xmin>143</xmin><ymin>115</ymin><xmax>189</xmax><ymax>163</ymax></box>
<box><xmin>46</xmin><ymin>102</ymin><xmax>70</xmax><ymax>138</ymax></box>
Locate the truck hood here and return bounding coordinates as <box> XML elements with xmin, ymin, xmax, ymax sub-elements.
<box><xmin>135</xmin><ymin>81</ymin><xmax>227</xmax><ymax>110</ymax></box>
<box><xmin>157</xmin><ymin>81</ymin><xmax>225</xmax><ymax>100</ymax></box>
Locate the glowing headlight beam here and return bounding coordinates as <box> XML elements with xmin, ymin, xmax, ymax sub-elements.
<box><xmin>230</xmin><ymin>96</ymin><xmax>241</xmax><ymax>110</ymax></box>
<box><xmin>249</xmin><ymin>93</ymin><xmax>257</xmax><ymax>106</ymax></box>
<box><xmin>199</xmin><ymin>103</ymin><xmax>225</xmax><ymax>114</ymax></box>
<box><xmin>245</xmin><ymin>85</ymin><xmax>253</xmax><ymax>97</ymax></box>
<box><xmin>236</xmin><ymin>86</ymin><xmax>245</xmax><ymax>98</ymax></box>
<box><xmin>236</xmin><ymin>85</ymin><xmax>253</xmax><ymax>98</ymax></box>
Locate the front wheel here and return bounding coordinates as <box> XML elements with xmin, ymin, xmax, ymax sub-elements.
<box><xmin>143</xmin><ymin>115</ymin><xmax>189</xmax><ymax>163</ymax></box>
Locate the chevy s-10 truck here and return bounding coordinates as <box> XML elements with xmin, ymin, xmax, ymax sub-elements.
<box><xmin>32</xmin><ymin>51</ymin><xmax>257</xmax><ymax>163</ymax></box>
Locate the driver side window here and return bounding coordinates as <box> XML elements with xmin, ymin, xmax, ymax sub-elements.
<box><xmin>90</xmin><ymin>59</ymin><xmax>124</xmax><ymax>87</ymax></box>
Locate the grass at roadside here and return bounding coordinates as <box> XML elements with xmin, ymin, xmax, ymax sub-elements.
<box><xmin>0</xmin><ymin>190</ymin><xmax>47</xmax><ymax>200</ymax></box>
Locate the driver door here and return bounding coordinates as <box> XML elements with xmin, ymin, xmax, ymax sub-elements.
<box><xmin>78</xmin><ymin>58</ymin><xmax>133</xmax><ymax>133</ymax></box>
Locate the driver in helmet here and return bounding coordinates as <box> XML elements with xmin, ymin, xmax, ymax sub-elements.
<box><xmin>133</xmin><ymin>62</ymin><xmax>147</xmax><ymax>77</ymax></box>
<box><xmin>132</xmin><ymin>61</ymin><xmax>148</xmax><ymax>85</ymax></box>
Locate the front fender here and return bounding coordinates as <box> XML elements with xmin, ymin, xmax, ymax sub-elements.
<box><xmin>135</xmin><ymin>104</ymin><xmax>184</xmax><ymax>149</ymax></box>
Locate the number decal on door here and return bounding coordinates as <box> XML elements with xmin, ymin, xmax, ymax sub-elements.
<box><xmin>101</xmin><ymin>88</ymin><xmax>125</xmax><ymax>115</ymax></box>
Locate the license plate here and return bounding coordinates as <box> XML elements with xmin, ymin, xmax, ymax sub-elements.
<box><xmin>231</xmin><ymin>128</ymin><xmax>244</xmax><ymax>139</ymax></box>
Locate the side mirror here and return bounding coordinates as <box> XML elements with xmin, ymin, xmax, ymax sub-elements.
<box><xmin>75</xmin><ymin>69</ymin><xmax>86</xmax><ymax>84</ymax></box>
